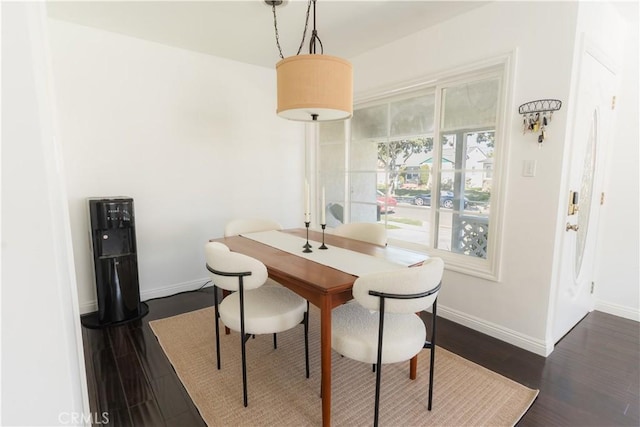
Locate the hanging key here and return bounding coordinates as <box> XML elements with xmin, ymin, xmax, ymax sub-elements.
<box><xmin>533</xmin><ymin>113</ymin><xmax>540</xmax><ymax>132</ymax></box>
<box><xmin>538</xmin><ymin>129</ymin><xmax>546</xmax><ymax>144</ymax></box>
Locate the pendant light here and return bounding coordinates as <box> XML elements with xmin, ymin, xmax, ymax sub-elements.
<box><xmin>267</xmin><ymin>0</ymin><xmax>353</xmax><ymax>122</ymax></box>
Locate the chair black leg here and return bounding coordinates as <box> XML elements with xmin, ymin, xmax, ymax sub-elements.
<box><xmin>304</xmin><ymin>301</ymin><xmax>310</xmax><ymax>378</ymax></box>
<box><xmin>241</xmin><ymin>334</ymin><xmax>248</xmax><ymax>407</ymax></box>
<box><xmin>428</xmin><ymin>299</ymin><xmax>437</xmax><ymax>411</ymax></box>
<box><xmin>374</xmin><ymin>361</ymin><xmax>383</xmax><ymax>427</ymax></box>
<box><xmin>214</xmin><ymin>285</ymin><xmax>221</xmax><ymax>370</ymax></box>
<box><xmin>273</xmin><ymin>333</ymin><xmax>278</xmax><ymax>349</ymax></box>
<box><xmin>238</xmin><ymin>280</ymin><xmax>249</xmax><ymax>407</ymax></box>
<box><xmin>373</xmin><ymin>298</ymin><xmax>386</xmax><ymax>427</ymax></box>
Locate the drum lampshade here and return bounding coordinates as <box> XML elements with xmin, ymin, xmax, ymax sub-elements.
<box><xmin>276</xmin><ymin>54</ymin><xmax>353</xmax><ymax>122</ymax></box>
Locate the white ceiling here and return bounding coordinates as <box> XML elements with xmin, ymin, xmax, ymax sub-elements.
<box><xmin>46</xmin><ymin>0</ymin><xmax>489</xmax><ymax>69</ymax></box>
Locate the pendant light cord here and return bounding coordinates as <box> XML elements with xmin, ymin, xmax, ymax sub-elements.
<box><xmin>308</xmin><ymin>0</ymin><xmax>323</xmax><ymax>54</ymax></box>
<box><xmin>271</xmin><ymin>0</ymin><xmax>313</xmax><ymax>60</ymax></box>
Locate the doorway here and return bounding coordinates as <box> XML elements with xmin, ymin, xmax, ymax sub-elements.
<box><xmin>552</xmin><ymin>45</ymin><xmax>617</xmax><ymax>342</ymax></box>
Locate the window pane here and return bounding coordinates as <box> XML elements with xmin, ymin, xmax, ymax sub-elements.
<box><xmin>349</xmin><ymin>170</ymin><xmax>379</xmax><ymax>222</ymax></box>
<box><xmin>319</xmin><ymin>66</ymin><xmax>503</xmax><ymax>275</ymax></box>
<box><xmin>382</xmin><ymin>138</ymin><xmax>435</xmax><ymax>193</ymax></box>
<box><xmin>390</xmin><ymin>95</ymin><xmax>435</xmax><ymax>138</ymax></box>
<box><xmin>319</xmin><ymin>143</ymin><xmax>344</xmax><ymax>172</ymax></box>
<box><xmin>442</xmin><ymin>79</ymin><xmax>499</xmax><ymax>130</ymax></box>
<box><xmin>465</xmin><ymin>131</ymin><xmax>494</xmax><ymax>214</ymax></box>
<box><xmin>439</xmin><ymin>170</ymin><xmax>456</xmax><ymax>194</ymax></box>
<box><xmin>437</xmin><ymin>77</ymin><xmax>499</xmax><ymax>259</ymax></box>
<box><xmin>385</xmin><ymin>205</ymin><xmax>432</xmax><ymax>245</ymax></box>
<box><xmin>350</xmin><ymin>171</ymin><xmax>377</xmax><ymax>204</ymax></box>
<box><xmin>351</xmin><ymin>139</ymin><xmax>378</xmax><ymax>172</ymax></box>
<box><xmin>320</xmin><ymin>120</ymin><xmax>345</xmax><ymax>144</ymax></box>
<box><xmin>437</xmin><ymin>210</ymin><xmax>489</xmax><ymax>258</ymax></box>
<box><xmin>320</xmin><ymin>170</ymin><xmax>345</xmax><ymax>227</ymax></box>
<box><xmin>319</xmin><ymin>122</ymin><xmax>345</xmax><ymax>172</ymax></box>
<box><xmin>319</xmin><ymin>121</ymin><xmax>347</xmax><ymax>226</ymax></box>
<box><xmin>350</xmin><ymin>202</ymin><xmax>379</xmax><ymax>224</ymax></box>
<box><xmin>441</xmin><ymin>134</ymin><xmax>457</xmax><ymax>168</ymax></box>
<box><xmin>352</xmin><ymin>104</ymin><xmax>388</xmax><ymax>140</ymax></box>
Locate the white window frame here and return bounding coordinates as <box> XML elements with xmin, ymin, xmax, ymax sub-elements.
<box><xmin>313</xmin><ymin>53</ymin><xmax>515</xmax><ymax>280</ymax></box>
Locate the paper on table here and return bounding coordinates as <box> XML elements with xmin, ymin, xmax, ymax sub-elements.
<box><xmin>241</xmin><ymin>230</ymin><xmax>407</xmax><ymax>277</ymax></box>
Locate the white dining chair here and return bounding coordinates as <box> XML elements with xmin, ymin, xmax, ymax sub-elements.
<box><xmin>332</xmin><ymin>222</ymin><xmax>388</xmax><ymax>246</ymax></box>
<box><xmin>224</xmin><ymin>218</ymin><xmax>283</xmax><ymax>288</ymax></box>
<box><xmin>205</xmin><ymin>242</ymin><xmax>309</xmax><ymax>407</ymax></box>
<box><xmin>224</xmin><ymin>218</ymin><xmax>282</xmax><ymax>237</ymax></box>
<box><xmin>331</xmin><ymin>257</ymin><xmax>444</xmax><ymax>427</ymax></box>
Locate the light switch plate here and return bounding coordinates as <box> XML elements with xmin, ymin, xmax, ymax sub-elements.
<box><xmin>523</xmin><ymin>160</ymin><xmax>536</xmax><ymax>177</ymax></box>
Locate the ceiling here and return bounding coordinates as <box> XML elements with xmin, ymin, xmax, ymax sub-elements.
<box><xmin>47</xmin><ymin>1</ymin><xmax>489</xmax><ymax>69</ymax></box>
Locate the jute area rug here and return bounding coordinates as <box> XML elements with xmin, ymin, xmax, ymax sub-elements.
<box><xmin>150</xmin><ymin>306</ymin><xmax>538</xmax><ymax>426</ymax></box>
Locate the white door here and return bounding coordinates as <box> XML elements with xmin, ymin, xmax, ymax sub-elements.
<box><xmin>552</xmin><ymin>47</ymin><xmax>617</xmax><ymax>343</ymax></box>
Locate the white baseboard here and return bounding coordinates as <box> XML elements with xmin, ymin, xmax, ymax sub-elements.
<box><xmin>78</xmin><ymin>277</ymin><xmax>212</xmax><ymax>315</ymax></box>
<box><xmin>595</xmin><ymin>299</ymin><xmax>640</xmax><ymax>322</ymax></box>
<box><xmin>437</xmin><ymin>304</ymin><xmax>553</xmax><ymax>357</ymax></box>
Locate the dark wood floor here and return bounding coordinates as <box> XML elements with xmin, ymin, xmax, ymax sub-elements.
<box><xmin>82</xmin><ymin>288</ymin><xmax>640</xmax><ymax>426</ymax></box>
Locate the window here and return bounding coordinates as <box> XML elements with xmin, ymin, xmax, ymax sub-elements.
<box><xmin>317</xmin><ymin>61</ymin><xmax>509</xmax><ymax>279</ymax></box>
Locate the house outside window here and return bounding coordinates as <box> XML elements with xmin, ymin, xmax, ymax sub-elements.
<box><xmin>318</xmin><ymin>61</ymin><xmax>509</xmax><ymax>279</ymax></box>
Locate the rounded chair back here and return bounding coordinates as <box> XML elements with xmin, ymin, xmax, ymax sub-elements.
<box><xmin>332</xmin><ymin>222</ymin><xmax>387</xmax><ymax>246</ymax></box>
<box><xmin>204</xmin><ymin>242</ymin><xmax>268</xmax><ymax>291</ymax></box>
<box><xmin>224</xmin><ymin>218</ymin><xmax>282</xmax><ymax>237</ymax></box>
<box><xmin>352</xmin><ymin>257</ymin><xmax>444</xmax><ymax>314</ymax></box>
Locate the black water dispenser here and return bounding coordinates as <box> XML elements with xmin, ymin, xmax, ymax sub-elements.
<box><xmin>81</xmin><ymin>197</ymin><xmax>148</xmax><ymax>328</ymax></box>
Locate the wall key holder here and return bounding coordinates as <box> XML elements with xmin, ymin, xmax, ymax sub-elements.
<box><xmin>519</xmin><ymin>99</ymin><xmax>562</xmax><ymax>145</ymax></box>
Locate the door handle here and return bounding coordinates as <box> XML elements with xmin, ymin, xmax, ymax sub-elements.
<box><xmin>566</xmin><ymin>223</ymin><xmax>579</xmax><ymax>232</ymax></box>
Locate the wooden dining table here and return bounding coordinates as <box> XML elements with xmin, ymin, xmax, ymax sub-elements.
<box><xmin>210</xmin><ymin>228</ymin><xmax>428</xmax><ymax>427</ymax></box>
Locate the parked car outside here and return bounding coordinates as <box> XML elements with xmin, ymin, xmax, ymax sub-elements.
<box><xmin>413</xmin><ymin>191</ymin><xmax>469</xmax><ymax>209</ymax></box>
<box><xmin>377</xmin><ymin>190</ymin><xmax>398</xmax><ymax>213</ymax></box>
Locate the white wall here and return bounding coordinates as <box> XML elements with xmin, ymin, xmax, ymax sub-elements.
<box><xmin>353</xmin><ymin>1</ymin><xmax>581</xmax><ymax>355</ymax></box>
<box><xmin>591</xmin><ymin>3</ymin><xmax>640</xmax><ymax>321</ymax></box>
<box><xmin>48</xmin><ymin>20</ymin><xmax>305</xmax><ymax>312</ymax></box>
<box><xmin>44</xmin><ymin>1</ymin><xmax>637</xmax><ymax>359</ymax></box>
<box><xmin>2</xmin><ymin>3</ymin><xmax>89</xmax><ymax>425</ymax></box>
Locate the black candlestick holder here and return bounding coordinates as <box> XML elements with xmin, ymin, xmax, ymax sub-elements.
<box><xmin>303</xmin><ymin>221</ymin><xmax>312</xmax><ymax>253</ymax></box>
<box><xmin>319</xmin><ymin>224</ymin><xmax>328</xmax><ymax>249</ymax></box>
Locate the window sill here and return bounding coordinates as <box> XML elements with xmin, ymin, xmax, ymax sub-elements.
<box><xmin>388</xmin><ymin>239</ymin><xmax>500</xmax><ymax>281</ymax></box>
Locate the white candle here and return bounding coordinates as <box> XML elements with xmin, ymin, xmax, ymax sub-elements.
<box><xmin>305</xmin><ymin>179</ymin><xmax>310</xmax><ymax>222</ymax></box>
<box><xmin>321</xmin><ymin>187</ymin><xmax>326</xmax><ymax>224</ymax></box>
